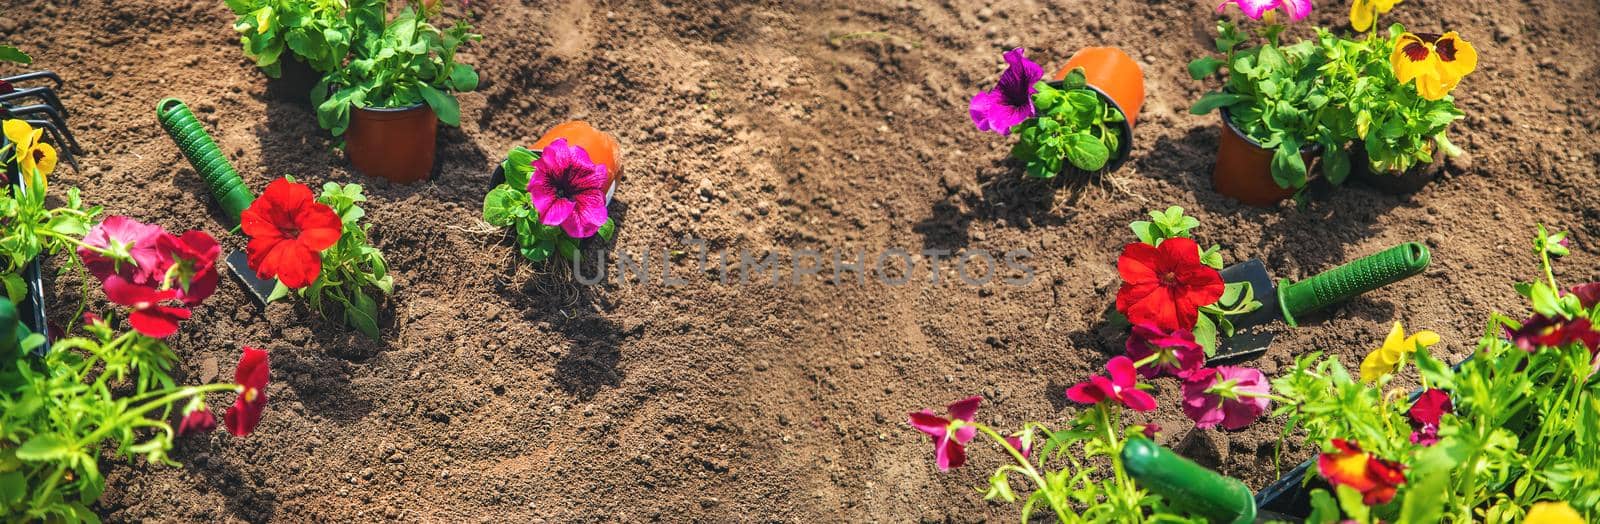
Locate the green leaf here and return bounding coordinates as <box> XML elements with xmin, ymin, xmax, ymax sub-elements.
<box><xmin>482</xmin><ymin>185</ymin><xmax>523</xmax><ymax>227</ymax></box>
<box><xmin>448</xmin><ymin>63</ymin><xmax>479</xmax><ymax>92</ymax></box>
<box><xmin>1190</xmin><ymin>92</ymin><xmax>1250</xmax><ymax>115</ymax></box>
<box><xmin>1306</xmin><ymin>489</ymin><xmax>1340</xmax><ymax>524</ymax></box>
<box><xmin>15</xmin><ymin>435</ymin><xmax>73</xmax><ymax>461</ymax></box>
<box><xmin>345</xmin><ymin>290</ymin><xmax>380</xmax><ymax>339</ymax></box>
<box><xmin>267</xmin><ymin>281</ymin><xmax>291</xmax><ymax>303</ymax></box>
<box><xmin>1187</xmin><ymin>56</ymin><xmax>1225</xmax><ymax>80</ymax></box>
<box><xmin>982</xmin><ymin>469</ymin><xmax>1017</xmax><ymax>502</ymax></box>
<box><xmin>418</xmin><ymin>85</ymin><xmax>461</xmax><ymax>126</ymax></box>
<box><xmin>0</xmin><ymin>470</ymin><xmax>24</xmax><ymax>508</ymax></box>
<box><xmin>0</xmin><ymin>273</ymin><xmax>24</xmax><ymax>305</ymax></box>
<box><xmin>597</xmin><ymin>219</ymin><xmax>617</xmax><ymax>241</ymax></box>
<box><xmin>1061</xmin><ymin>67</ymin><xmax>1087</xmax><ymax>88</ymax></box>
<box><xmin>1322</xmin><ymin>147</ymin><xmax>1350</xmax><ymax>186</ymax></box>
<box><xmin>557</xmin><ymin>238</ymin><xmax>580</xmax><ymax>262</ymax></box>
<box><xmin>504</xmin><ymin>147</ymin><xmax>537</xmax><ymax>189</ymax></box>
<box><xmin>1270</xmin><ymin>141</ymin><xmax>1307</xmax><ymax>190</ymax></box>
<box><xmin>1061</xmin><ymin>133</ymin><xmax>1110</xmax><ymax>171</ymax></box>
<box><xmin>0</xmin><ymin>46</ymin><xmax>31</xmax><ymax>65</ymax></box>
<box><xmin>1194</xmin><ymin>314</ymin><xmax>1218</xmax><ymax>357</ymax></box>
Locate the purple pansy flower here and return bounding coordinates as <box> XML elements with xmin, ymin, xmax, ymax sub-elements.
<box><xmin>528</xmin><ymin>138</ymin><xmax>610</xmax><ymax>239</ymax></box>
<box><xmin>969</xmin><ymin>48</ymin><xmax>1044</xmax><ymax>135</ymax></box>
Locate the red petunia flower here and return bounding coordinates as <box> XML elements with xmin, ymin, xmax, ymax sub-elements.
<box><xmin>1317</xmin><ymin>439</ymin><xmax>1406</xmax><ymax>506</ymax></box>
<box><xmin>224</xmin><ymin>346</ymin><xmax>270</xmax><ymax>437</ymax></box>
<box><xmin>241</xmin><ymin>179</ymin><xmax>342</xmax><ymax>289</ymax></box>
<box><xmin>1115</xmin><ymin>238</ymin><xmax>1226</xmax><ymax>331</ymax></box>
<box><xmin>1066</xmin><ymin>356</ymin><xmax>1158</xmax><ymax>412</ymax></box>
<box><xmin>157</xmin><ymin>230</ymin><xmax>221</xmax><ymax>305</ymax></box>
<box><xmin>1408</xmin><ymin>388</ymin><xmax>1452</xmax><ymax>446</ymax></box>
<box><xmin>907</xmin><ymin>396</ymin><xmax>981</xmax><ymax>471</ymax></box>
<box><xmin>102</xmin><ymin>278</ymin><xmax>191</xmax><ymax>338</ymax></box>
<box><xmin>177</xmin><ymin>404</ymin><xmax>217</xmax><ymax>436</ymax></box>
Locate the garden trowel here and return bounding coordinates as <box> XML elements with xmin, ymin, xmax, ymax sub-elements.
<box><xmin>155</xmin><ymin>98</ymin><xmax>276</xmax><ymax>307</ymax></box>
<box><xmin>1211</xmin><ymin>242</ymin><xmax>1431</xmax><ymax>362</ymax></box>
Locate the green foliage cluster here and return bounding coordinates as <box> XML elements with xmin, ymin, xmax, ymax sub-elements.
<box><xmin>1011</xmin><ymin>68</ymin><xmax>1126</xmax><ymax>177</ymax></box>
<box><xmin>482</xmin><ymin>147</ymin><xmax>616</xmax><ymax>263</ymax></box>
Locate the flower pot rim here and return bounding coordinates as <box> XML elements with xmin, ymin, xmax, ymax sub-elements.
<box><xmin>353</xmin><ymin>102</ymin><xmax>429</xmax><ymax>113</ymax></box>
<box><xmin>1219</xmin><ymin>106</ymin><xmax>1321</xmax><ymax>155</ymax></box>
<box><xmin>1043</xmin><ymin>79</ymin><xmax>1135</xmax><ymax>174</ymax></box>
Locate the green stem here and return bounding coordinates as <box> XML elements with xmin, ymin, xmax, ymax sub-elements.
<box><xmin>969</xmin><ymin>422</ymin><xmax>1073</xmax><ymax>524</ymax></box>
<box><xmin>76</xmin><ymin>383</ymin><xmax>241</xmax><ymax>447</ymax></box>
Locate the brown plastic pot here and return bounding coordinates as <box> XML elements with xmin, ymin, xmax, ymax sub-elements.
<box><xmin>1212</xmin><ymin>108</ymin><xmax>1315</xmax><ymax>207</ymax></box>
<box><xmin>346</xmin><ymin>103</ymin><xmax>438</xmax><ymax>184</ymax></box>
<box><xmin>1053</xmin><ymin>47</ymin><xmax>1146</xmax><ymax>128</ymax></box>
<box><xmin>1350</xmin><ymin>142</ymin><xmax>1442</xmax><ymax>194</ymax></box>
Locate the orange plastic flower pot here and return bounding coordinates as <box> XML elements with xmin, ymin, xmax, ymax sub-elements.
<box><xmin>1053</xmin><ymin>47</ymin><xmax>1146</xmax><ymax>129</ymax></box>
<box><xmin>346</xmin><ymin>104</ymin><xmax>438</xmax><ymax>184</ymax></box>
<box><xmin>532</xmin><ymin>120</ymin><xmax>621</xmax><ymax>198</ymax></box>
<box><xmin>1212</xmin><ymin>109</ymin><xmax>1310</xmax><ymax>207</ymax></box>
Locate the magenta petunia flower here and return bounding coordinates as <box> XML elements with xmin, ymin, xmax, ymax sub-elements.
<box><xmin>1181</xmin><ymin>366</ymin><xmax>1270</xmax><ymax>430</ymax></box>
<box><xmin>177</xmin><ymin>404</ymin><xmax>217</xmax><ymax>436</ymax></box>
<box><xmin>1570</xmin><ymin>282</ymin><xmax>1600</xmax><ymax>310</ymax></box>
<box><xmin>907</xmin><ymin>396</ymin><xmax>982</xmax><ymax>471</ymax></box>
<box><xmin>1216</xmin><ymin>0</ymin><xmax>1312</xmax><ymax>22</ymax></box>
<box><xmin>528</xmin><ymin>138</ymin><xmax>611</xmax><ymax>239</ymax></box>
<box><xmin>969</xmin><ymin>48</ymin><xmax>1044</xmax><ymax>135</ymax></box>
<box><xmin>79</xmin><ymin>216</ymin><xmax>168</xmax><ymax>288</ymax></box>
<box><xmin>1003</xmin><ymin>433</ymin><xmax>1033</xmax><ymax>460</ymax></box>
<box><xmin>1066</xmin><ymin>356</ymin><xmax>1158</xmax><ymax>412</ymax></box>
<box><xmin>1408</xmin><ymin>388</ymin><xmax>1452</xmax><ymax>446</ymax></box>
<box><xmin>1126</xmin><ymin>323</ymin><xmax>1205</xmax><ymax>380</ymax></box>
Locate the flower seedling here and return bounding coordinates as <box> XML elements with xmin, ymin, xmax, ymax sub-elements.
<box><xmin>314</xmin><ymin>1</ymin><xmax>480</xmax><ymax>136</ymax></box>
<box><xmin>245</xmin><ymin>177</ymin><xmax>392</xmax><ymax>339</ymax></box>
<box><xmin>224</xmin><ymin>0</ymin><xmax>383</xmax><ymax>78</ymax></box>
<box><xmin>970</xmin><ymin>48</ymin><xmax>1128</xmax><ymax>176</ymax></box>
<box><xmin>1271</xmin><ymin>226</ymin><xmax>1600</xmax><ymax>522</ymax></box>
<box><xmin>483</xmin><ymin>142</ymin><xmax>617</xmax><ymax>263</ymax></box>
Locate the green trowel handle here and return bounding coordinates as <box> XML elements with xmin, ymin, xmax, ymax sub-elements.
<box><xmin>1121</xmin><ymin>438</ymin><xmax>1256</xmax><ymax>524</ymax></box>
<box><xmin>155</xmin><ymin>98</ymin><xmax>255</xmax><ymax>225</ymax></box>
<box><xmin>1278</xmin><ymin>242</ymin><xmax>1430</xmax><ymax>326</ymax></box>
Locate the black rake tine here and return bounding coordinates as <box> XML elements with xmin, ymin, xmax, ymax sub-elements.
<box><xmin>20</xmin><ymin>119</ymin><xmax>78</xmax><ymax>172</ymax></box>
<box><xmin>8</xmin><ymin>105</ymin><xmax>81</xmax><ymax>154</ymax></box>
<box><xmin>1</xmin><ymin>71</ymin><xmax>63</xmax><ymax>91</ymax></box>
<box><xmin>0</xmin><ymin>87</ymin><xmax>68</xmax><ymax>118</ymax></box>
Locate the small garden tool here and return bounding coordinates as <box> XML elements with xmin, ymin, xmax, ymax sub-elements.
<box><xmin>1122</xmin><ymin>438</ymin><xmax>1259</xmax><ymax>523</ymax></box>
<box><xmin>1</xmin><ymin>70</ymin><xmax>82</xmax><ymax>170</ymax></box>
<box><xmin>1211</xmin><ymin>242</ymin><xmax>1431</xmax><ymax>361</ymax></box>
<box><xmin>155</xmin><ymin>98</ymin><xmax>276</xmax><ymax>307</ymax></box>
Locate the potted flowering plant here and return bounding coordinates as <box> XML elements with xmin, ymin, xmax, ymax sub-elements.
<box><xmin>314</xmin><ymin>0</ymin><xmax>480</xmax><ymax>183</ymax></box>
<box><xmin>1189</xmin><ymin>0</ymin><xmax>1342</xmax><ymax>207</ymax></box>
<box><xmin>483</xmin><ymin>122</ymin><xmax>619</xmax><ymax>263</ymax></box>
<box><xmin>0</xmin><ymin>207</ymin><xmax>272</xmax><ymax>519</ymax></box>
<box><xmin>969</xmin><ymin>47</ymin><xmax>1144</xmax><ymax>177</ymax></box>
<box><xmin>1262</xmin><ymin>226</ymin><xmax>1599</xmax><ymax>521</ymax></box>
<box><xmin>243</xmin><ymin>177</ymin><xmax>393</xmax><ymax>339</ymax></box>
<box><xmin>1342</xmin><ymin>22</ymin><xmax>1478</xmax><ymax>193</ymax></box>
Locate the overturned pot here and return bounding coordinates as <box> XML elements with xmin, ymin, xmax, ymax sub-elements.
<box><xmin>1050</xmin><ymin>47</ymin><xmax>1145</xmax><ymax>174</ymax></box>
<box><xmin>490</xmin><ymin>120</ymin><xmax>621</xmax><ymax>203</ymax></box>
<box><xmin>1350</xmin><ymin>143</ymin><xmax>1444</xmax><ymax>195</ymax></box>
<box><xmin>1212</xmin><ymin>107</ymin><xmax>1316</xmax><ymax>207</ymax></box>
<box><xmin>346</xmin><ymin>103</ymin><xmax>438</xmax><ymax>184</ymax></box>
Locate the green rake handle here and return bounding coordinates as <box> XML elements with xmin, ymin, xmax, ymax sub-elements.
<box><xmin>1122</xmin><ymin>438</ymin><xmax>1256</xmax><ymax>524</ymax></box>
<box><xmin>155</xmin><ymin>98</ymin><xmax>254</xmax><ymax>224</ymax></box>
<box><xmin>1278</xmin><ymin>242</ymin><xmax>1431</xmax><ymax>327</ymax></box>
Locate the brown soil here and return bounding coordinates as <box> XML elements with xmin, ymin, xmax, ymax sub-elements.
<box><xmin>5</xmin><ymin>0</ymin><xmax>1600</xmax><ymax>521</ymax></box>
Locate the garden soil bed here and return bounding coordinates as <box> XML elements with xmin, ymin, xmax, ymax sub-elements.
<box><xmin>5</xmin><ymin>0</ymin><xmax>1600</xmax><ymax>521</ymax></box>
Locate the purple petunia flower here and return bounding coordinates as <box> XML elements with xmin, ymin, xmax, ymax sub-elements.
<box><xmin>969</xmin><ymin>48</ymin><xmax>1044</xmax><ymax>135</ymax></box>
<box><xmin>1216</xmin><ymin>0</ymin><xmax>1312</xmax><ymax>22</ymax></box>
<box><xmin>1126</xmin><ymin>323</ymin><xmax>1206</xmax><ymax>380</ymax></box>
<box><xmin>528</xmin><ymin>138</ymin><xmax>611</xmax><ymax>239</ymax></box>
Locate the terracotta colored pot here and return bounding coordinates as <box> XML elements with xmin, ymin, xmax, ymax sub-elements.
<box><xmin>1350</xmin><ymin>142</ymin><xmax>1442</xmax><ymax>194</ymax></box>
<box><xmin>1212</xmin><ymin>108</ymin><xmax>1314</xmax><ymax>207</ymax></box>
<box><xmin>532</xmin><ymin>121</ymin><xmax>621</xmax><ymax>199</ymax></box>
<box><xmin>1053</xmin><ymin>47</ymin><xmax>1146</xmax><ymax>128</ymax></box>
<box><xmin>346</xmin><ymin>103</ymin><xmax>438</xmax><ymax>184</ymax></box>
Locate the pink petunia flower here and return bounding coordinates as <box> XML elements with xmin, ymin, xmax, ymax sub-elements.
<box><xmin>1125</xmin><ymin>323</ymin><xmax>1205</xmax><ymax>379</ymax></box>
<box><xmin>1181</xmin><ymin>366</ymin><xmax>1270</xmax><ymax>430</ymax></box>
<box><xmin>907</xmin><ymin>396</ymin><xmax>982</xmax><ymax>471</ymax></box>
<box><xmin>1216</xmin><ymin>0</ymin><xmax>1312</xmax><ymax>22</ymax></box>
<box><xmin>1408</xmin><ymin>388</ymin><xmax>1452</xmax><ymax>446</ymax></box>
<box><xmin>1066</xmin><ymin>356</ymin><xmax>1158</xmax><ymax>412</ymax></box>
<box><xmin>79</xmin><ymin>216</ymin><xmax>169</xmax><ymax>288</ymax></box>
<box><xmin>528</xmin><ymin>138</ymin><xmax>611</xmax><ymax>239</ymax></box>
<box><xmin>969</xmin><ymin>48</ymin><xmax>1044</xmax><ymax>135</ymax></box>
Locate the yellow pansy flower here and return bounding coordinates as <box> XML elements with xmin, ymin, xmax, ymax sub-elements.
<box><xmin>1360</xmin><ymin>321</ymin><xmax>1439</xmax><ymax>382</ymax></box>
<box><xmin>1527</xmin><ymin>501</ymin><xmax>1584</xmax><ymax>524</ymax></box>
<box><xmin>3</xmin><ymin>119</ymin><xmax>57</xmax><ymax>181</ymax></box>
<box><xmin>1350</xmin><ymin>0</ymin><xmax>1402</xmax><ymax>33</ymax></box>
<box><xmin>1391</xmin><ymin>32</ymin><xmax>1478</xmax><ymax>101</ymax></box>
